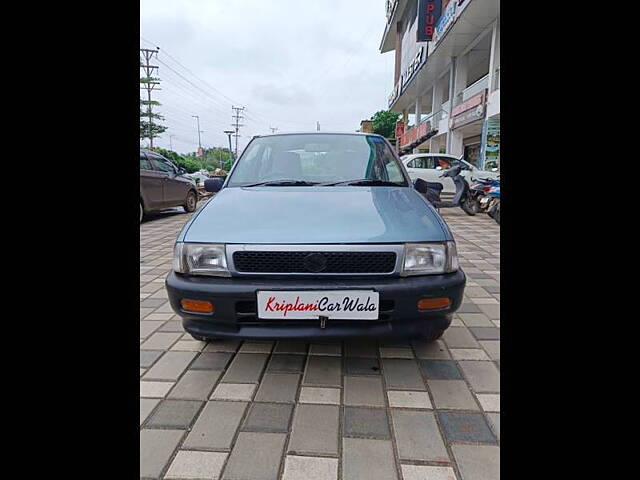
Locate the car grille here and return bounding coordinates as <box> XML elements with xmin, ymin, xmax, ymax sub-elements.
<box><xmin>233</xmin><ymin>251</ymin><xmax>397</xmax><ymax>274</ymax></box>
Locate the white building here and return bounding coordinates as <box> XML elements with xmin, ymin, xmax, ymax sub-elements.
<box><xmin>381</xmin><ymin>0</ymin><xmax>500</xmax><ymax>170</ymax></box>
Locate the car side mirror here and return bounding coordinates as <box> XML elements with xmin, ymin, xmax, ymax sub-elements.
<box><xmin>204</xmin><ymin>177</ymin><xmax>224</xmax><ymax>193</ymax></box>
<box><xmin>413</xmin><ymin>178</ymin><xmax>428</xmax><ymax>195</ymax></box>
<box><xmin>435</xmin><ymin>166</ymin><xmax>443</xmax><ymax>170</ymax></box>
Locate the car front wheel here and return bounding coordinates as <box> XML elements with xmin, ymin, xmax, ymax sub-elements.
<box><xmin>184</xmin><ymin>191</ymin><xmax>197</xmax><ymax>213</ymax></box>
<box><xmin>140</xmin><ymin>202</ymin><xmax>144</xmax><ymax>223</ymax></box>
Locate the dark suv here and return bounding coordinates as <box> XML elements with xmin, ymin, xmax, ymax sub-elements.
<box><xmin>140</xmin><ymin>149</ymin><xmax>198</xmax><ymax>222</ymax></box>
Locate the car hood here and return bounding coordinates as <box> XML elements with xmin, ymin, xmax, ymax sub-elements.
<box><xmin>180</xmin><ymin>186</ymin><xmax>451</xmax><ymax>244</ymax></box>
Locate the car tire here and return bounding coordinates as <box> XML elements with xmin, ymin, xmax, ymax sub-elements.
<box><xmin>140</xmin><ymin>202</ymin><xmax>144</xmax><ymax>223</ymax></box>
<box><xmin>184</xmin><ymin>191</ymin><xmax>197</xmax><ymax>213</ymax></box>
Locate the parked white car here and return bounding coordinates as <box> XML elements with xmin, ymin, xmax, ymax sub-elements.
<box><xmin>401</xmin><ymin>153</ymin><xmax>499</xmax><ymax>194</ymax></box>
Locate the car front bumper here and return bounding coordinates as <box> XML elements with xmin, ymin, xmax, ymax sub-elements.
<box><xmin>165</xmin><ymin>270</ymin><xmax>466</xmax><ymax>340</ymax></box>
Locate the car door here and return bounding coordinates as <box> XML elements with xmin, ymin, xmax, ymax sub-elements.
<box><xmin>148</xmin><ymin>153</ymin><xmax>185</xmax><ymax>207</ymax></box>
<box><xmin>140</xmin><ymin>151</ymin><xmax>165</xmax><ymax>210</ymax></box>
<box><xmin>433</xmin><ymin>156</ymin><xmax>460</xmax><ymax>194</ymax></box>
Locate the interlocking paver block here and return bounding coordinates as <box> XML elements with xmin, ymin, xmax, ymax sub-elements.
<box><xmin>146</xmin><ymin>399</ymin><xmax>203</xmax><ymax>428</ymax></box>
<box><xmin>274</xmin><ymin>340</ymin><xmax>308</xmax><ymax>354</ymax></box>
<box><xmin>140</xmin><ymin>381</ymin><xmax>174</xmax><ymax>398</ymax></box>
<box><xmin>184</xmin><ymin>401</ymin><xmax>247</xmax><ymax>450</ymax></box>
<box><xmin>438</xmin><ymin>412</ymin><xmax>497</xmax><ymax>444</ymax></box>
<box><xmin>140</xmin><ymin>350</ymin><xmax>163</xmax><ymax>368</ymax></box>
<box><xmin>140</xmin><ymin>398</ymin><xmax>159</xmax><ymax>426</ymax></box>
<box><xmin>382</xmin><ymin>358</ymin><xmax>425</xmax><ymax>390</ymax></box>
<box><xmin>140</xmin><ymin>429</ymin><xmax>184</xmax><ymax>478</ymax></box>
<box><xmin>303</xmin><ymin>356</ymin><xmax>342</xmax><ymax>387</ymax></box>
<box><xmin>143</xmin><ymin>351</ymin><xmax>197</xmax><ymax>381</ymax></box>
<box><xmin>429</xmin><ymin>380</ymin><xmax>480</xmax><ymax>410</ymax></box>
<box><xmin>165</xmin><ymin>450</ymin><xmax>227</xmax><ymax>479</ymax></box>
<box><xmin>242</xmin><ymin>402</ymin><xmax>293</xmax><ymax>433</ymax></box>
<box><xmin>299</xmin><ymin>386</ymin><xmax>341</xmax><ymax>405</ymax></box>
<box><xmin>412</xmin><ymin>339</ymin><xmax>451</xmax><ymax>359</ymax></box>
<box><xmin>239</xmin><ymin>341</ymin><xmax>274</xmax><ymax>353</ymax></box>
<box><xmin>140</xmin><ymin>321</ymin><xmax>165</xmax><ymax>339</ymax></box>
<box><xmin>343</xmin><ymin>407</ymin><xmax>390</xmax><ymax>439</ymax></box>
<box><xmin>391</xmin><ymin>410</ymin><xmax>449</xmax><ymax>462</ymax></box>
<box><xmin>345</xmin><ymin>357</ymin><xmax>380</xmax><ymax>375</ymax></box>
<box><xmin>469</xmin><ymin>327</ymin><xmax>500</xmax><ymax>340</ymax></box>
<box><xmin>267</xmin><ymin>354</ymin><xmax>306</xmax><ymax>373</ymax></box>
<box><xmin>342</xmin><ymin>438</ymin><xmax>398</xmax><ymax>480</ymax></box>
<box><xmin>140</xmin><ymin>331</ymin><xmax>182</xmax><ymax>350</ymax></box>
<box><xmin>479</xmin><ymin>340</ymin><xmax>500</xmax><ymax>360</ymax></box>
<box><xmin>443</xmin><ymin>327</ymin><xmax>480</xmax><ymax>349</ymax></box>
<box><xmin>282</xmin><ymin>455</ymin><xmax>338</xmax><ymax>480</ymax></box>
<box><xmin>288</xmin><ymin>404</ymin><xmax>339</xmax><ymax>455</ymax></box>
<box><xmin>486</xmin><ymin>413</ymin><xmax>500</xmax><ymax>440</ymax></box>
<box><xmin>255</xmin><ymin>373</ymin><xmax>300</xmax><ymax>403</ymax></box>
<box><xmin>344</xmin><ymin>340</ymin><xmax>378</xmax><ymax>358</ymax></box>
<box><xmin>210</xmin><ymin>383</ymin><xmax>256</xmax><ymax>401</ymax></box>
<box><xmin>387</xmin><ymin>390</ymin><xmax>432</xmax><ymax>409</ymax></box>
<box><xmin>401</xmin><ymin>465</ymin><xmax>457</xmax><ymax>480</ymax></box>
<box><xmin>452</xmin><ymin>445</ymin><xmax>500</xmax><ymax>480</ymax></box>
<box><xmin>344</xmin><ymin>376</ymin><xmax>384</xmax><ymax>407</ymax></box>
<box><xmin>419</xmin><ymin>359</ymin><xmax>463</xmax><ymax>380</ymax></box>
<box><xmin>168</xmin><ymin>370</ymin><xmax>222</xmax><ymax>400</ymax></box>
<box><xmin>222</xmin><ymin>432</ymin><xmax>287</xmax><ymax>480</ymax></box>
<box><xmin>190</xmin><ymin>352</ymin><xmax>234</xmax><ymax>370</ymax></box>
<box><xmin>222</xmin><ymin>353</ymin><xmax>269</xmax><ymax>383</ymax></box>
<box><xmin>459</xmin><ymin>361</ymin><xmax>500</xmax><ymax>392</ymax></box>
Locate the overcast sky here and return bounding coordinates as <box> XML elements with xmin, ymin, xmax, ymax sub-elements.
<box><xmin>140</xmin><ymin>0</ymin><xmax>393</xmax><ymax>154</ymax></box>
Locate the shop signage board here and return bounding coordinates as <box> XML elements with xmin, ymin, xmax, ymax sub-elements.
<box><xmin>450</xmin><ymin>91</ymin><xmax>487</xmax><ymax>129</ymax></box>
<box><xmin>388</xmin><ymin>46</ymin><xmax>427</xmax><ymax>107</ymax></box>
<box><xmin>451</xmin><ymin>90</ymin><xmax>486</xmax><ymax>117</ymax></box>
<box><xmin>417</xmin><ymin>0</ymin><xmax>442</xmax><ymax>42</ymax></box>
<box><xmin>432</xmin><ymin>0</ymin><xmax>457</xmax><ymax>45</ymax></box>
<box><xmin>480</xmin><ymin>117</ymin><xmax>500</xmax><ymax>170</ymax></box>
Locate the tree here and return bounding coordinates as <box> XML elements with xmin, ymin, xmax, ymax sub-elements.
<box><xmin>371</xmin><ymin>110</ymin><xmax>401</xmax><ymax>139</ymax></box>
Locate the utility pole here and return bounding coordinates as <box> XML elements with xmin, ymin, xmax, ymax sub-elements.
<box><xmin>140</xmin><ymin>48</ymin><xmax>161</xmax><ymax>148</ymax></box>
<box><xmin>231</xmin><ymin>106</ymin><xmax>245</xmax><ymax>159</ymax></box>
<box><xmin>224</xmin><ymin>130</ymin><xmax>235</xmax><ymax>164</ymax></box>
<box><xmin>269</xmin><ymin>126</ymin><xmax>278</xmax><ymax>134</ymax></box>
<box><xmin>192</xmin><ymin>115</ymin><xmax>205</xmax><ymax>169</ymax></box>
<box><xmin>316</xmin><ymin>121</ymin><xmax>320</xmax><ymax>132</ymax></box>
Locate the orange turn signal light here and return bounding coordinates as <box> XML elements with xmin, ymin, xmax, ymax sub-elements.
<box><xmin>417</xmin><ymin>297</ymin><xmax>450</xmax><ymax>311</ymax></box>
<box><xmin>181</xmin><ymin>299</ymin><xmax>214</xmax><ymax>314</ymax></box>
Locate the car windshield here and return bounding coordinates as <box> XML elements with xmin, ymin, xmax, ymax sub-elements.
<box><xmin>226</xmin><ymin>134</ymin><xmax>409</xmax><ymax>187</ymax></box>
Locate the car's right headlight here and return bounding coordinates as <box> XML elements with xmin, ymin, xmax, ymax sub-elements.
<box><xmin>173</xmin><ymin>242</ymin><xmax>230</xmax><ymax>277</ymax></box>
<box><xmin>401</xmin><ymin>242</ymin><xmax>459</xmax><ymax>276</ymax></box>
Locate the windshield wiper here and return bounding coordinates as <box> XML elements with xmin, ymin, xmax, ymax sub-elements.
<box><xmin>318</xmin><ymin>179</ymin><xmax>404</xmax><ymax>187</ymax></box>
<box><xmin>241</xmin><ymin>180</ymin><xmax>319</xmax><ymax>187</ymax></box>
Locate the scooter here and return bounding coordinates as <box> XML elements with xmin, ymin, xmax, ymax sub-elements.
<box><xmin>413</xmin><ymin>164</ymin><xmax>477</xmax><ymax>216</ymax></box>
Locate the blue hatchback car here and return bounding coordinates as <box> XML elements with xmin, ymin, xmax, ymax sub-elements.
<box><xmin>166</xmin><ymin>132</ymin><xmax>465</xmax><ymax>341</ymax></box>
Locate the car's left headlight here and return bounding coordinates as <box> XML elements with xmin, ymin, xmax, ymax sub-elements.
<box><xmin>401</xmin><ymin>242</ymin><xmax>459</xmax><ymax>276</ymax></box>
<box><xmin>173</xmin><ymin>242</ymin><xmax>230</xmax><ymax>277</ymax></box>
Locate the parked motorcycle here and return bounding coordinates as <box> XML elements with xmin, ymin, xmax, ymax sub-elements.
<box><xmin>468</xmin><ymin>177</ymin><xmax>500</xmax><ymax>214</ymax></box>
<box><xmin>486</xmin><ymin>185</ymin><xmax>500</xmax><ymax>224</ymax></box>
<box><xmin>414</xmin><ymin>164</ymin><xmax>477</xmax><ymax>216</ymax></box>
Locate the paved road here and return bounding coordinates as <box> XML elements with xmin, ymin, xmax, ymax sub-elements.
<box><xmin>140</xmin><ymin>204</ymin><xmax>500</xmax><ymax>480</ymax></box>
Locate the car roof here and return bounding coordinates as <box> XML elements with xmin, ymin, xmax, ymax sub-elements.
<box><xmin>401</xmin><ymin>153</ymin><xmax>460</xmax><ymax>159</ymax></box>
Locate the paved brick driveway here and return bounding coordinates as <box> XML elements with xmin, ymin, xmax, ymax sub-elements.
<box><xmin>140</xmin><ymin>205</ymin><xmax>500</xmax><ymax>480</ymax></box>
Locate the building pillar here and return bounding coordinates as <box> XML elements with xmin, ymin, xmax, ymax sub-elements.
<box><xmin>453</xmin><ymin>53</ymin><xmax>468</xmax><ymax>106</ymax></box>
<box><xmin>488</xmin><ymin>18</ymin><xmax>500</xmax><ymax>91</ymax></box>
<box><xmin>415</xmin><ymin>96</ymin><xmax>422</xmax><ymax>125</ymax></box>
<box><xmin>394</xmin><ymin>21</ymin><xmax>403</xmax><ymax>85</ymax></box>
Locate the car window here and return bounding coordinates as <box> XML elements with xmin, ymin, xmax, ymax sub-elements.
<box><xmin>227</xmin><ymin>134</ymin><xmax>408</xmax><ymax>186</ymax></box>
<box><xmin>410</xmin><ymin>157</ymin><xmax>436</xmax><ymax>169</ymax></box>
<box><xmin>435</xmin><ymin>157</ymin><xmax>459</xmax><ymax>170</ymax></box>
<box><xmin>149</xmin><ymin>154</ymin><xmax>175</xmax><ymax>174</ymax></box>
<box><xmin>140</xmin><ymin>152</ymin><xmax>153</xmax><ymax>171</ymax></box>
